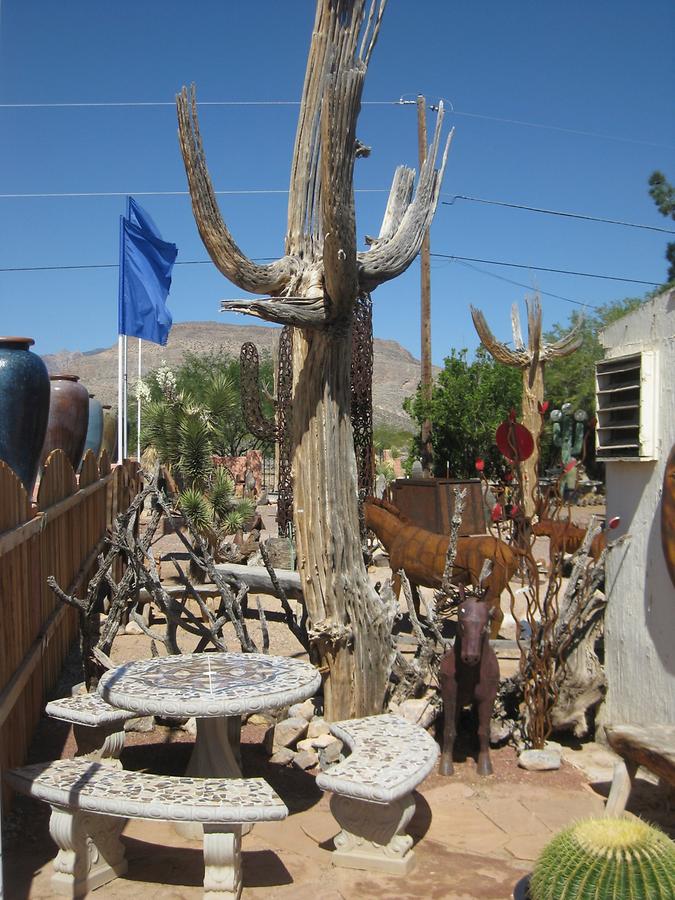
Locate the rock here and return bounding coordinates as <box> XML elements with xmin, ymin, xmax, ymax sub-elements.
<box><xmin>490</xmin><ymin>719</ymin><xmax>512</xmax><ymax>745</ymax></box>
<box><xmin>124</xmin><ymin>620</ymin><xmax>144</xmax><ymax>635</ymax></box>
<box><xmin>270</xmin><ymin>716</ymin><xmax>309</xmax><ymax>752</ymax></box>
<box><xmin>293</xmin><ymin>749</ymin><xmax>319</xmax><ymax>770</ymax></box>
<box><xmin>398</xmin><ymin>697</ymin><xmax>438</xmax><ymax>729</ymax></box>
<box><xmin>124</xmin><ymin>716</ymin><xmax>155</xmax><ymax>733</ymax></box>
<box><xmin>181</xmin><ymin>717</ymin><xmax>197</xmax><ymax>736</ymax></box>
<box><xmin>269</xmin><ymin>747</ymin><xmax>295</xmax><ymax>766</ymax></box>
<box><xmin>289</xmin><ymin>699</ymin><xmax>316</xmax><ymax>722</ymax></box>
<box><xmin>311</xmin><ymin>733</ymin><xmax>339</xmax><ymax>750</ymax></box>
<box><xmin>307</xmin><ymin>718</ymin><xmax>330</xmax><ymax>739</ymax></box>
<box><xmin>246</xmin><ymin>713</ymin><xmax>275</xmax><ymax>727</ymax></box>
<box><xmin>295</xmin><ymin>737</ymin><xmax>316</xmax><ymax>753</ymax></box>
<box><xmin>518</xmin><ymin>748</ymin><xmax>561</xmax><ymax>771</ymax></box>
<box><xmin>319</xmin><ymin>739</ymin><xmax>344</xmax><ymax>769</ymax></box>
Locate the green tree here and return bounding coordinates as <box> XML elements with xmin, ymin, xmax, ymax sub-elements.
<box><xmin>404</xmin><ymin>346</ymin><xmax>522</xmax><ymax>478</ymax></box>
<box><xmin>163</xmin><ymin>349</ymin><xmax>274</xmax><ymax>456</ymax></box>
<box><xmin>138</xmin><ymin>352</ymin><xmax>267</xmax><ymax>558</ymax></box>
<box><xmin>648</xmin><ymin>170</ymin><xmax>675</xmax><ymax>283</ymax></box>
<box><xmin>372</xmin><ymin>424</ymin><xmax>413</xmax><ymax>459</ymax></box>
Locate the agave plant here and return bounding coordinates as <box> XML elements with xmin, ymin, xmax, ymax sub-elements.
<box><xmin>178</xmin><ymin>467</ymin><xmax>255</xmax><ymax>561</ymax></box>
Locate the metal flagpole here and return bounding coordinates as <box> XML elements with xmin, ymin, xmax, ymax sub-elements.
<box><xmin>122</xmin><ymin>334</ymin><xmax>128</xmax><ymax>458</ymax></box>
<box><xmin>136</xmin><ymin>338</ymin><xmax>142</xmax><ymax>460</ymax></box>
<box><xmin>117</xmin><ymin>334</ymin><xmax>124</xmax><ymax>463</ymax></box>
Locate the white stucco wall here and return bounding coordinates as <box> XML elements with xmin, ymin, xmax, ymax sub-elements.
<box><xmin>599</xmin><ymin>289</ymin><xmax>675</xmax><ymax>728</ymax></box>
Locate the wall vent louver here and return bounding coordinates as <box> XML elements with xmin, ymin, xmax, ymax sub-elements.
<box><xmin>595</xmin><ymin>351</ymin><xmax>658</xmax><ymax>461</ymax></box>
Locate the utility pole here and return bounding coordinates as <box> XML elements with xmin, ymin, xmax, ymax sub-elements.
<box><xmin>417</xmin><ymin>95</ymin><xmax>434</xmax><ymax>476</ymax></box>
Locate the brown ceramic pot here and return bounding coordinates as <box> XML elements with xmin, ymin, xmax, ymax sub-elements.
<box><xmin>101</xmin><ymin>405</ymin><xmax>118</xmax><ymax>462</ymax></box>
<box><xmin>41</xmin><ymin>375</ymin><xmax>90</xmax><ymax>471</ymax></box>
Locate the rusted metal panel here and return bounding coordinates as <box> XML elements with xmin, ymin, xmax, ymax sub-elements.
<box><xmin>391</xmin><ymin>477</ymin><xmax>485</xmax><ymax>535</ymax></box>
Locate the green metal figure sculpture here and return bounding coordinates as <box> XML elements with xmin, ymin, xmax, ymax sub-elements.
<box><xmin>551</xmin><ymin>403</ymin><xmax>587</xmax><ymax>494</ymax></box>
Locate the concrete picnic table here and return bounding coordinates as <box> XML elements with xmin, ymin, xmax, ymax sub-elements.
<box><xmin>98</xmin><ymin>651</ymin><xmax>321</xmax><ymax>836</ymax></box>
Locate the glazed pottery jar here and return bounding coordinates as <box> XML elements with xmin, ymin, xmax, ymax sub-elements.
<box><xmin>0</xmin><ymin>336</ymin><xmax>50</xmax><ymax>492</ymax></box>
<box><xmin>41</xmin><ymin>375</ymin><xmax>90</xmax><ymax>471</ymax></box>
<box><xmin>101</xmin><ymin>405</ymin><xmax>118</xmax><ymax>462</ymax></box>
<box><xmin>82</xmin><ymin>394</ymin><xmax>104</xmax><ymax>462</ymax></box>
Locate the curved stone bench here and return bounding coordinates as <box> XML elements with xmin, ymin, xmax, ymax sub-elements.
<box><xmin>6</xmin><ymin>758</ymin><xmax>288</xmax><ymax>899</ymax></box>
<box><xmin>315</xmin><ymin>713</ymin><xmax>439</xmax><ymax>874</ymax></box>
<box><xmin>46</xmin><ymin>693</ymin><xmax>136</xmax><ymax>764</ymax></box>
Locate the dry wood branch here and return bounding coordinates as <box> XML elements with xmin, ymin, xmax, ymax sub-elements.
<box><xmin>358</xmin><ymin>108</ymin><xmax>453</xmax><ymax>291</ymax></box>
<box><xmin>255</xmin><ymin>596</ymin><xmax>270</xmax><ymax>653</ymax></box>
<box><xmin>440</xmin><ymin>488</ymin><xmax>467</xmax><ymax>594</ymax></box>
<box><xmin>176</xmin><ymin>85</ymin><xmax>297</xmax><ymax>295</ymax></box>
<box><xmin>365</xmin><ymin>166</ymin><xmax>415</xmax><ymax>246</ymax></box>
<box><xmin>471</xmin><ymin>306</ymin><xmax>527</xmax><ymax>367</ymax></box>
<box><xmin>258</xmin><ymin>541</ymin><xmax>309</xmax><ymax>651</ymax></box>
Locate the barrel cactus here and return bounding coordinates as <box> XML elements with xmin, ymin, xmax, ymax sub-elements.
<box><xmin>530</xmin><ymin>817</ymin><xmax>675</xmax><ymax>899</ymax></box>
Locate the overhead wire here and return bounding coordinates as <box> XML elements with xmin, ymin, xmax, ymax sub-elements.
<box><xmin>0</xmin><ymin>254</ymin><xmax>661</xmax><ymax>289</ymax></box>
<box><xmin>430</xmin><ymin>253</ymin><xmax>660</xmax><ymax>287</ymax></box>
<box><xmin>442</xmin><ymin>195</ymin><xmax>675</xmax><ymax>234</ymax></box>
<box><xmin>443</xmin><ymin>257</ymin><xmax>595</xmax><ymax>309</ymax></box>
<box><xmin>1</xmin><ymin>96</ymin><xmax>672</xmax><ymax>150</ymax></box>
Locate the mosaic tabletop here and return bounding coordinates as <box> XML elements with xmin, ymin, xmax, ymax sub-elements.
<box><xmin>98</xmin><ymin>652</ymin><xmax>321</xmax><ymax>719</ymax></box>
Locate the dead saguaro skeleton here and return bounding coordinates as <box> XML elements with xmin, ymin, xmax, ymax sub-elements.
<box><xmin>470</xmin><ymin>294</ymin><xmax>583</xmax><ymax>517</ymax></box>
<box><xmin>176</xmin><ymin>0</ymin><xmax>452</xmax><ymax>720</ymax></box>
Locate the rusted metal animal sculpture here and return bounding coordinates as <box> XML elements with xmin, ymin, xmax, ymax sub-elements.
<box><xmin>364</xmin><ymin>498</ymin><xmax>519</xmax><ymax>638</ymax></box>
<box><xmin>439</xmin><ymin>589</ymin><xmax>499</xmax><ymax>776</ymax></box>
<box><xmin>532</xmin><ymin>517</ymin><xmax>606</xmax><ymax>567</ymax></box>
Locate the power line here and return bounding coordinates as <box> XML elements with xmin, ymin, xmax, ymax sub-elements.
<box><xmin>0</xmin><ymin>258</ymin><xmax>273</xmax><ymax>273</ymax></box>
<box><xmin>0</xmin><ymin>254</ymin><xmax>661</xmax><ymax>288</ymax></box>
<box><xmin>430</xmin><ymin>253</ymin><xmax>660</xmax><ymax>287</ymax></box>
<box><xmin>2</xmin><ymin>97</ymin><xmax>672</xmax><ymax>150</ymax></box>
<box><xmin>446</xmin><ymin>257</ymin><xmax>595</xmax><ymax>309</ymax></box>
<box><xmin>446</xmin><ymin>108</ymin><xmax>675</xmax><ymax>151</ymax></box>
<box><xmin>442</xmin><ymin>195</ymin><xmax>675</xmax><ymax>234</ymax></box>
<box><xmin>0</xmin><ymin>188</ymin><xmax>389</xmax><ymax>199</ymax></box>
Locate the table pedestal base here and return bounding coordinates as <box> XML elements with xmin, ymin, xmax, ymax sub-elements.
<box><xmin>175</xmin><ymin>716</ymin><xmax>246</xmax><ymax>841</ymax></box>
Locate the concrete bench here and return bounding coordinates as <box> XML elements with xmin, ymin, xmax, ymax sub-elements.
<box><xmin>604</xmin><ymin>724</ymin><xmax>675</xmax><ymax>817</ymax></box>
<box><xmin>45</xmin><ymin>693</ymin><xmax>136</xmax><ymax>764</ymax></box>
<box><xmin>315</xmin><ymin>713</ymin><xmax>439</xmax><ymax>874</ymax></box>
<box><xmin>6</xmin><ymin>758</ymin><xmax>288</xmax><ymax>899</ymax></box>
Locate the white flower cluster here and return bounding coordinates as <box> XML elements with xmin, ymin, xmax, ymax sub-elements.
<box><xmin>134</xmin><ymin>379</ymin><xmax>151</xmax><ymax>402</ymax></box>
<box><xmin>154</xmin><ymin>364</ymin><xmax>178</xmax><ymax>399</ymax></box>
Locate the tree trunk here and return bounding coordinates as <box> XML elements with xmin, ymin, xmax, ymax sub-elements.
<box><xmin>291</xmin><ymin>325</ymin><xmax>394</xmax><ymax>720</ymax></box>
<box><xmin>520</xmin><ymin>364</ymin><xmax>544</xmax><ymax>518</ymax></box>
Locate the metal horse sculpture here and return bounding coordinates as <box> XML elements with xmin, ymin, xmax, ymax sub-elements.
<box><xmin>439</xmin><ymin>589</ymin><xmax>499</xmax><ymax>776</ymax></box>
<box><xmin>364</xmin><ymin>498</ymin><xmax>518</xmax><ymax>638</ymax></box>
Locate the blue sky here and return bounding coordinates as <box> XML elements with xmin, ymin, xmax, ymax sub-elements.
<box><xmin>1</xmin><ymin>1</ymin><xmax>673</xmax><ymax>365</ymax></box>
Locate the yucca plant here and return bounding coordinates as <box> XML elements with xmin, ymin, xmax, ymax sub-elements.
<box><xmin>530</xmin><ymin>817</ymin><xmax>675</xmax><ymax>900</ymax></box>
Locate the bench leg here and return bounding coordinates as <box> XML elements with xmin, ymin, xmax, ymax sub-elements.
<box><xmin>73</xmin><ymin>723</ymin><xmax>125</xmax><ymax>766</ymax></box>
<box><xmin>605</xmin><ymin>759</ymin><xmax>637</xmax><ymax>817</ymax></box>
<box><xmin>49</xmin><ymin>806</ymin><xmax>127</xmax><ymax>897</ymax></box>
<box><xmin>203</xmin><ymin>824</ymin><xmax>243</xmax><ymax>899</ymax></box>
<box><xmin>329</xmin><ymin>792</ymin><xmax>417</xmax><ymax>874</ymax></box>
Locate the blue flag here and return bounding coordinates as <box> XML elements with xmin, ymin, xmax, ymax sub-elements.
<box><xmin>118</xmin><ymin>197</ymin><xmax>178</xmax><ymax>346</ymax></box>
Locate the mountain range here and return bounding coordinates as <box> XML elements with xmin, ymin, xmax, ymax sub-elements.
<box><xmin>43</xmin><ymin>321</ymin><xmax>431</xmax><ymax>432</ymax></box>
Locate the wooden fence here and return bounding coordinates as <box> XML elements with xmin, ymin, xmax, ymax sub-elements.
<box><xmin>0</xmin><ymin>449</ymin><xmax>141</xmax><ymax>794</ymax></box>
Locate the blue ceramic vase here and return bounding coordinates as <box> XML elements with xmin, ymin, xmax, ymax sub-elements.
<box><xmin>82</xmin><ymin>394</ymin><xmax>104</xmax><ymax>462</ymax></box>
<box><xmin>0</xmin><ymin>336</ymin><xmax>50</xmax><ymax>493</ymax></box>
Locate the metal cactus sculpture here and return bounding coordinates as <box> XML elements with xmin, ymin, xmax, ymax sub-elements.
<box><xmin>176</xmin><ymin>0</ymin><xmax>452</xmax><ymax>720</ymax></box>
<box><xmin>471</xmin><ymin>294</ymin><xmax>583</xmax><ymax>517</ymax></box>
<box><xmin>551</xmin><ymin>403</ymin><xmax>587</xmax><ymax>493</ymax></box>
